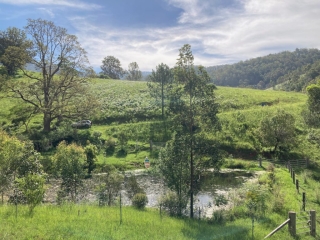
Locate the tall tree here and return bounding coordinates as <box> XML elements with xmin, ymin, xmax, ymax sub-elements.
<box><xmin>126</xmin><ymin>62</ymin><xmax>142</xmax><ymax>80</ymax></box>
<box><xmin>161</xmin><ymin>44</ymin><xmax>220</xmax><ymax>218</ymax></box>
<box><xmin>100</xmin><ymin>56</ymin><xmax>124</xmax><ymax>79</ymax></box>
<box><xmin>0</xmin><ymin>27</ymin><xmax>30</xmax><ymax>75</ymax></box>
<box><xmin>1</xmin><ymin>19</ymin><xmax>97</xmax><ymax>132</ymax></box>
<box><xmin>147</xmin><ymin>63</ymin><xmax>173</xmax><ymax>119</ymax></box>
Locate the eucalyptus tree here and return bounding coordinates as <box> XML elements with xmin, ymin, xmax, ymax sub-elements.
<box><xmin>100</xmin><ymin>56</ymin><xmax>125</xmax><ymax>79</ymax></box>
<box><xmin>147</xmin><ymin>63</ymin><xmax>173</xmax><ymax>119</ymax></box>
<box><xmin>159</xmin><ymin>44</ymin><xmax>220</xmax><ymax>218</ymax></box>
<box><xmin>126</xmin><ymin>62</ymin><xmax>142</xmax><ymax>80</ymax></box>
<box><xmin>1</xmin><ymin>19</ymin><xmax>97</xmax><ymax>132</ymax></box>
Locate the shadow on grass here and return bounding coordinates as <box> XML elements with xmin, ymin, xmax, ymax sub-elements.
<box><xmin>181</xmin><ymin>220</ymin><xmax>250</xmax><ymax>240</ymax></box>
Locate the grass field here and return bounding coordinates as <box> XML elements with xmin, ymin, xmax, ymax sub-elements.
<box><xmin>1</xmin><ymin>164</ymin><xmax>319</xmax><ymax>239</ymax></box>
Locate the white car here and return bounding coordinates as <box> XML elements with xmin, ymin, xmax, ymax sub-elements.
<box><xmin>71</xmin><ymin>120</ymin><xmax>92</xmax><ymax>129</ymax></box>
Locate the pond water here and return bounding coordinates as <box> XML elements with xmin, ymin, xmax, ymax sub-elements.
<box><xmin>122</xmin><ymin>169</ymin><xmax>259</xmax><ymax>218</ymax></box>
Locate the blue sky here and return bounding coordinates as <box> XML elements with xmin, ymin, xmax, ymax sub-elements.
<box><xmin>1</xmin><ymin>0</ymin><xmax>320</xmax><ymax>72</ymax></box>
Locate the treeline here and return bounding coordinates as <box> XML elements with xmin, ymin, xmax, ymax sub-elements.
<box><xmin>277</xmin><ymin>60</ymin><xmax>320</xmax><ymax>92</ymax></box>
<box><xmin>207</xmin><ymin>48</ymin><xmax>320</xmax><ymax>89</ymax></box>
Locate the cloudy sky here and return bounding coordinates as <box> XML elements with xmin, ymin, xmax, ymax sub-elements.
<box><xmin>1</xmin><ymin>0</ymin><xmax>320</xmax><ymax>72</ymax></box>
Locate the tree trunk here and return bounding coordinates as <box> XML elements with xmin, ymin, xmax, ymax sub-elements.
<box><xmin>43</xmin><ymin>113</ymin><xmax>51</xmax><ymax>132</ymax></box>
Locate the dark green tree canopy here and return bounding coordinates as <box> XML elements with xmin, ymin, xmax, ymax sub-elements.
<box><xmin>0</xmin><ymin>27</ymin><xmax>30</xmax><ymax>75</ymax></box>
<box><xmin>208</xmin><ymin>48</ymin><xmax>320</xmax><ymax>89</ymax></box>
<box><xmin>100</xmin><ymin>56</ymin><xmax>124</xmax><ymax>79</ymax></box>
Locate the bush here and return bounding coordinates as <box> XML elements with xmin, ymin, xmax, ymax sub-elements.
<box><xmin>105</xmin><ymin>137</ymin><xmax>116</xmax><ymax>156</ymax></box>
<box><xmin>132</xmin><ymin>193</ymin><xmax>148</xmax><ymax>209</ymax></box>
<box><xmin>210</xmin><ymin>209</ymin><xmax>227</xmax><ymax>224</ymax></box>
<box><xmin>159</xmin><ymin>191</ymin><xmax>187</xmax><ymax>217</ymax></box>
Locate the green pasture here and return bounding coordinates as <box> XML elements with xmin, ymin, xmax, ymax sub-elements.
<box><xmin>1</xmin><ymin>164</ymin><xmax>319</xmax><ymax>239</ymax></box>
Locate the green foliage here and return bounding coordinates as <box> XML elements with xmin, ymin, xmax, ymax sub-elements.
<box><xmin>100</xmin><ymin>56</ymin><xmax>125</xmax><ymax>79</ymax></box>
<box><xmin>159</xmin><ymin>191</ymin><xmax>185</xmax><ymax>216</ymax></box>
<box><xmin>0</xmin><ymin>27</ymin><xmax>31</xmax><ymax>75</ymax></box>
<box><xmin>158</xmin><ymin>133</ymin><xmax>190</xmax><ymax>216</ymax></box>
<box><xmin>279</xmin><ymin>60</ymin><xmax>320</xmax><ymax>92</ymax></box>
<box><xmin>84</xmin><ymin>143</ymin><xmax>98</xmax><ymax>176</ymax></box>
<box><xmin>147</xmin><ymin>63</ymin><xmax>173</xmax><ymax>119</ymax></box>
<box><xmin>95</xmin><ymin>169</ymin><xmax>124</xmax><ymax>206</ymax></box>
<box><xmin>258</xmin><ymin>109</ymin><xmax>296</xmax><ymax>154</ymax></box>
<box><xmin>16</xmin><ymin>173</ymin><xmax>46</xmax><ymax>214</ymax></box>
<box><xmin>53</xmin><ymin>141</ymin><xmax>86</xmax><ymax>202</ymax></box>
<box><xmin>3</xmin><ymin>19</ymin><xmax>97</xmax><ymax>132</ymax></box>
<box><xmin>126</xmin><ymin>62</ymin><xmax>142</xmax><ymax>81</ymax></box>
<box><xmin>124</xmin><ymin>175</ymin><xmax>144</xmax><ymax>200</ymax></box>
<box><xmin>208</xmin><ymin>48</ymin><xmax>320</xmax><ymax>89</ymax></box>
<box><xmin>132</xmin><ymin>193</ymin><xmax>148</xmax><ymax>209</ymax></box>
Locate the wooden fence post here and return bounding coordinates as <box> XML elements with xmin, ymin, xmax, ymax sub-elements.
<box><xmin>292</xmin><ymin>170</ymin><xmax>295</xmax><ymax>184</ymax></box>
<box><xmin>259</xmin><ymin>157</ymin><xmax>262</xmax><ymax>168</ymax></box>
<box><xmin>296</xmin><ymin>179</ymin><xmax>299</xmax><ymax>193</ymax></box>
<box><xmin>310</xmin><ymin>210</ymin><xmax>316</xmax><ymax>237</ymax></box>
<box><xmin>288</xmin><ymin>211</ymin><xmax>296</xmax><ymax>236</ymax></box>
<box><xmin>302</xmin><ymin>192</ymin><xmax>306</xmax><ymax>211</ymax></box>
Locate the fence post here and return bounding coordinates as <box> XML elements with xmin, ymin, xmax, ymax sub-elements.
<box><xmin>120</xmin><ymin>192</ymin><xmax>122</xmax><ymax>224</ymax></box>
<box><xmin>310</xmin><ymin>210</ymin><xmax>316</xmax><ymax>237</ymax></box>
<box><xmin>302</xmin><ymin>192</ymin><xmax>306</xmax><ymax>211</ymax></box>
<box><xmin>296</xmin><ymin>179</ymin><xmax>299</xmax><ymax>193</ymax></box>
<box><xmin>292</xmin><ymin>171</ymin><xmax>295</xmax><ymax>184</ymax></box>
<box><xmin>259</xmin><ymin>157</ymin><xmax>262</xmax><ymax>168</ymax></box>
<box><xmin>288</xmin><ymin>211</ymin><xmax>296</xmax><ymax>236</ymax></box>
<box><xmin>306</xmin><ymin>158</ymin><xmax>309</xmax><ymax>168</ymax></box>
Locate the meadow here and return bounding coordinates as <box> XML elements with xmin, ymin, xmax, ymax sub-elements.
<box><xmin>1</xmin><ymin>164</ymin><xmax>319</xmax><ymax>239</ymax></box>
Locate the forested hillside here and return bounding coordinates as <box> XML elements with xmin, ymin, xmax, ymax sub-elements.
<box><xmin>206</xmin><ymin>48</ymin><xmax>320</xmax><ymax>89</ymax></box>
<box><xmin>277</xmin><ymin>60</ymin><xmax>320</xmax><ymax>92</ymax></box>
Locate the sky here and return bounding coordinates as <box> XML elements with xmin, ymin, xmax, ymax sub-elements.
<box><xmin>1</xmin><ymin>0</ymin><xmax>320</xmax><ymax>72</ymax></box>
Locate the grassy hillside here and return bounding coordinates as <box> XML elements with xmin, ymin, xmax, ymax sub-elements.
<box><xmin>1</xmin><ymin>77</ymin><xmax>315</xmax><ymax>169</ymax></box>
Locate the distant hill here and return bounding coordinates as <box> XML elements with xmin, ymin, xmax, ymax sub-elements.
<box><xmin>206</xmin><ymin>48</ymin><xmax>320</xmax><ymax>90</ymax></box>
<box><xmin>277</xmin><ymin>60</ymin><xmax>320</xmax><ymax>92</ymax></box>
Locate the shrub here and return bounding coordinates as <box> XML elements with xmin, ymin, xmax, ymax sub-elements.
<box><xmin>159</xmin><ymin>191</ymin><xmax>187</xmax><ymax>217</ymax></box>
<box><xmin>132</xmin><ymin>193</ymin><xmax>148</xmax><ymax>209</ymax></box>
<box><xmin>125</xmin><ymin>175</ymin><xmax>144</xmax><ymax>200</ymax></box>
<box><xmin>210</xmin><ymin>209</ymin><xmax>227</xmax><ymax>224</ymax></box>
<box><xmin>105</xmin><ymin>137</ymin><xmax>116</xmax><ymax>156</ymax></box>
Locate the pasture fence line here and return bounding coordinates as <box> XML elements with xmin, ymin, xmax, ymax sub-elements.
<box><xmin>257</xmin><ymin>157</ymin><xmax>309</xmax><ymax>170</ymax></box>
<box><xmin>264</xmin><ymin>210</ymin><xmax>316</xmax><ymax>238</ymax></box>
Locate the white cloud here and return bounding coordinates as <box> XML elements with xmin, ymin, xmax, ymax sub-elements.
<box><xmin>70</xmin><ymin>0</ymin><xmax>320</xmax><ymax>71</ymax></box>
<box><xmin>0</xmin><ymin>0</ymin><xmax>101</xmax><ymax>10</ymax></box>
<box><xmin>37</xmin><ymin>7</ymin><xmax>55</xmax><ymax>18</ymax></box>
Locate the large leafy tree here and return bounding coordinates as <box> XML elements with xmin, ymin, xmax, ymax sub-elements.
<box><xmin>126</xmin><ymin>62</ymin><xmax>142</xmax><ymax>80</ymax></box>
<box><xmin>0</xmin><ymin>27</ymin><xmax>30</xmax><ymax>75</ymax></box>
<box><xmin>160</xmin><ymin>44</ymin><xmax>220</xmax><ymax>218</ymax></box>
<box><xmin>1</xmin><ymin>19</ymin><xmax>97</xmax><ymax>132</ymax></box>
<box><xmin>258</xmin><ymin>109</ymin><xmax>296</xmax><ymax>154</ymax></box>
<box><xmin>100</xmin><ymin>56</ymin><xmax>124</xmax><ymax>79</ymax></box>
<box><xmin>147</xmin><ymin>63</ymin><xmax>173</xmax><ymax>119</ymax></box>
